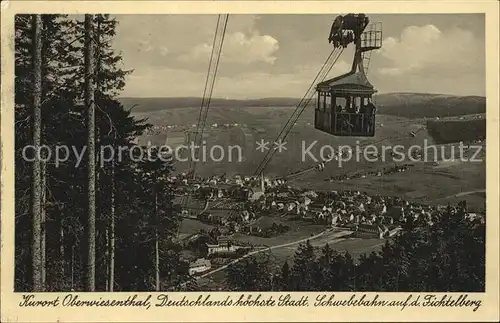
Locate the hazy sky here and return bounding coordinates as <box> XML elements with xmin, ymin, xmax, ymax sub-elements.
<box><xmin>113</xmin><ymin>14</ymin><xmax>485</xmax><ymax>98</ymax></box>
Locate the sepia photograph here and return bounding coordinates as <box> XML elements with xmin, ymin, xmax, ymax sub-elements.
<box><xmin>1</xmin><ymin>1</ymin><xmax>499</xmax><ymax>322</ymax></box>
<box><xmin>11</xmin><ymin>11</ymin><xmax>489</xmax><ymax>293</ymax></box>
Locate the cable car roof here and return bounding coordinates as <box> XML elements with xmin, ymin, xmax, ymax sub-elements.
<box><xmin>316</xmin><ymin>71</ymin><xmax>375</xmax><ymax>92</ymax></box>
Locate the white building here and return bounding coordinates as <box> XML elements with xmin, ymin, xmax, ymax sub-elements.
<box><xmin>206</xmin><ymin>237</ymin><xmax>239</xmax><ymax>256</ymax></box>
<box><xmin>188</xmin><ymin>258</ymin><xmax>212</xmax><ymax>276</ymax></box>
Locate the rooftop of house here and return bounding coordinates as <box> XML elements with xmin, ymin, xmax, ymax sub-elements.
<box><xmin>217</xmin><ymin>236</ymin><xmax>233</xmax><ymax>243</ymax></box>
<box><xmin>189</xmin><ymin>258</ymin><xmax>211</xmax><ymax>268</ymax></box>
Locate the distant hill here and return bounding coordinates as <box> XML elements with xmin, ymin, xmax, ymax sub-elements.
<box><xmin>373</xmin><ymin>93</ymin><xmax>486</xmax><ymax>119</ymax></box>
<box><xmin>120</xmin><ymin>93</ymin><xmax>486</xmax><ymax>119</ymax></box>
<box><xmin>119</xmin><ymin>97</ymin><xmax>301</xmax><ymax>112</ymax></box>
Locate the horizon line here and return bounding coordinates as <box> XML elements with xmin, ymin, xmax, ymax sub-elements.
<box><xmin>118</xmin><ymin>91</ymin><xmax>486</xmax><ymax>100</ymax></box>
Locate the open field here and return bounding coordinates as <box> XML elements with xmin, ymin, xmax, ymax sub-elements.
<box><xmin>229</xmin><ymin>221</ymin><xmax>326</xmax><ymax>246</ymax></box>
<box><xmin>178</xmin><ymin>218</ymin><xmax>215</xmax><ymax>240</ymax></box>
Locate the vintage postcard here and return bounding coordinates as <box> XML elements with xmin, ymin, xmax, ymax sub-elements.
<box><xmin>1</xmin><ymin>0</ymin><xmax>499</xmax><ymax>322</ymax></box>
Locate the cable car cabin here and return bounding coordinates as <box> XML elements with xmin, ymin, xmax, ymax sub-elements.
<box><xmin>315</xmin><ymin>72</ymin><xmax>377</xmax><ymax>137</ymax></box>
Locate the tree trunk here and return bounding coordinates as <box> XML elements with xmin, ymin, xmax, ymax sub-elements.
<box><xmin>84</xmin><ymin>14</ymin><xmax>96</xmax><ymax>292</ymax></box>
<box><xmin>59</xmin><ymin>212</ymin><xmax>65</xmax><ymax>288</ymax></box>
<box><xmin>105</xmin><ymin>225</ymin><xmax>109</xmax><ymax>290</ymax></box>
<box><xmin>94</xmin><ymin>15</ymin><xmax>108</xmax><ymax>292</ymax></box>
<box><xmin>108</xmin><ymin>159</ymin><xmax>115</xmax><ymax>292</ymax></box>
<box><xmin>155</xmin><ymin>190</ymin><xmax>160</xmax><ymax>291</ymax></box>
<box><xmin>70</xmin><ymin>244</ymin><xmax>74</xmax><ymax>290</ymax></box>
<box><xmin>31</xmin><ymin>14</ymin><xmax>43</xmax><ymax>292</ymax></box>
<box><xmin>40</xmin><ymin>161</ymin><xmax>46</xmax><ymax>288</ymax></box>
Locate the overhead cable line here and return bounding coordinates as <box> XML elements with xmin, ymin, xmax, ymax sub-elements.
<box><xmin>253</xmin><ymin>46</ymin><xmax>344</xmax><ymax>177</ymax></box>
